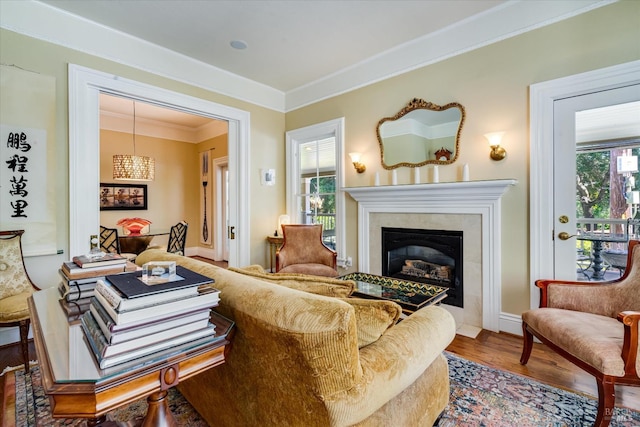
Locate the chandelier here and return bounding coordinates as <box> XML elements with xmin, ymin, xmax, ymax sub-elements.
<box><xmin>113</xmin><ymin>101</ymin><xmax>155</xmax><ymax>181</ymax></box>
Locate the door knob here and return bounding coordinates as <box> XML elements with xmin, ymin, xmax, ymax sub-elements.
<box><xmin>558</xmin><ymin>232</ymin><xmax>576</xmax><ymax>241</ymax></box>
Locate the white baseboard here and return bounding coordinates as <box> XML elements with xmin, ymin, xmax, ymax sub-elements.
<box><xmin>0</xmin><ymin>326</ymin><xmax>32</xmax><ymax>347</ymax></box>
<box><xmin>499</xmin><ymin>312</ymin><xmax>524</xmax><ymax>336</ymax></box>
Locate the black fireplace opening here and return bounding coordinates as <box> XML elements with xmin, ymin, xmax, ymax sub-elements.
<box><xmin>382</xmin><ymin>227</ymin><xmax>463</xmax><ymax>308</ymax></box>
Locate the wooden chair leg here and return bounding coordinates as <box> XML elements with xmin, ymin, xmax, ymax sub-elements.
<box><xmin>520</xmin><ymin>322</ymin><xmax>534</xmax><ymax>365</ymax></box>
<box><xmin>18</xmin><ymin>319</ymin><xmax>30</xmax><ymax>373</ymax></box>
<box><xmin>594</xmin><ymin>376</ymin><xmax>616</xmax><ymax>427</ymax></box>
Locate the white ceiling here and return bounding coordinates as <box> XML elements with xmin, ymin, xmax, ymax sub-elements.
<box><xmin>39</xmin><ymin>0</ymin><xmax>504</xmax><ymax>92</ymax></box>
<box><xmin>8</xmin><ymin>0</ymin><xmax>607</xmax><ymax>112</ymax></box>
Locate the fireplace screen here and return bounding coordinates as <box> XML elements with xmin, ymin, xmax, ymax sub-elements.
<box><xmin>382</xmin><ymin>227</ymin><xmax>463</xmax><ymax>307</ymax></box>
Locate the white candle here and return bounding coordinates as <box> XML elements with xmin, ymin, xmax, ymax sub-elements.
<box><xmin>414</xmin><ymin>167</ymin><xmax>420</xmax><ymax>184</ymax></box>
<box><xmin>463</xmin><ymin>163</ymin><xmax>469</xmax><ymax>182</ymax></box>
<box><xmin>433</xmin><ymin>166</ymin><xmax>439</xmax><ymax>183</ymax></box>
<box><xmin>374</xmin><ymin>171</ymin><xmax>380</xmax><ymax>186</ymax></box>
<box><xmin>391</xmin><ymin>169</ymin><xmax>398</xmax><ymax>185</ymax></box>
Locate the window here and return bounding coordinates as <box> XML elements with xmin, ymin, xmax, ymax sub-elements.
<box><xmin>286</xmin><ymin>118</ymin><xmax>345</xmax><ymax>257</ymax></box>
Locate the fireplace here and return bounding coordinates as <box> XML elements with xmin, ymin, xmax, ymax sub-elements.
<box><xmin>382</xmin><ymin>227</ymin><xmax>463</xmax><ymax>308</ymax></box>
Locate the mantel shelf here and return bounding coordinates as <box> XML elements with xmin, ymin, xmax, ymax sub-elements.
<box><xmin>343</xmin><ymin>179</ymin><xmax>518</xmax><ymax>203</ymax></box>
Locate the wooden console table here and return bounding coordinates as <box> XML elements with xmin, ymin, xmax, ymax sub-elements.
<box><xmin>29</xmin><ymin>287</ymin><xmax>233</xmax><ymax>426</ymax></box>
<box><xmin>266</xmin><ymin>235</ymin><xmax>284</xmax><ymax>272</ymax></box>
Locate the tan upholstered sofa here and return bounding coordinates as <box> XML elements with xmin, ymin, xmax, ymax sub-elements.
<box><xmin>136</xmin><ymin>249</ymin><xmax>456</xmax><ymax>426</ymax></box>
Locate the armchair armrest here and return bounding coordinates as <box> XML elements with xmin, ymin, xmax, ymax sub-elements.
<box><xmin>535</xmin><ymin>278</ymin><xmax>620</xmax><ymax>316</ymax></box>
<box><xmin>618</xmin><ymin>310</ymin><xmax>640</xmax><ymax>376</ymax></box>
<box><xmin>326</xmin><ymin>306</ymin><xmax>455</xmax><ymax>425</ymax></box>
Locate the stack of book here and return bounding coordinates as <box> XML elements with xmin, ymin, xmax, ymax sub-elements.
<box><xmin>80</xmin><ymin>265</ymin><xmax>220</xmax><ymax>369</ymax></box>
<box><xmin>58</xmin><ymin>253</ymin><xmax>136</xmax><ymax>320</ymax></box>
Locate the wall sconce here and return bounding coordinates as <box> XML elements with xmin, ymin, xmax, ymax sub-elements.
<box><xmin>485</xmin><ymin>132</ymin><xmax>506</xmax><ymax>161</ymax></box>
<box><xmin>348</xmin><ymin>152</ymin><xmax>366</xmax><ymax>173</ymax></box>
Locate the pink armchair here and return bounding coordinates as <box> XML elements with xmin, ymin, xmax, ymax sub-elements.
<box><xmin>521</xmin><ymin>239</ymin><xmax>640</xmax><ymax>427</ymax></box>
<box><xmin>276</xmin><ymin>224</ymin><xmax>338</xmax><ymax>277</ymax></box>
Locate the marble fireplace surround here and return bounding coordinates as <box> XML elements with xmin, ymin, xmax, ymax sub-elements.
<box><xmin>344</xmin><ymin>179</ymin><xmax>517</xmax><ymax>333</ymax></box>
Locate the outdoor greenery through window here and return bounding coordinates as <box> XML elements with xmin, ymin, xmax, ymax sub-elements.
<box><xmin>297</xmin><ymin>137</ymin><xmax>337</xmax><ymax>249</ymax></box>
<box><xmin>577</xmin><ymin>147</ymin><xmax>640</xmax><ymax>221</ymax></box>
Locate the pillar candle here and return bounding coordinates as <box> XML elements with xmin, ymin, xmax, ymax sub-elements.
<box><xmin>433</xmin><ymin>166</ymin><xmax>439</xmax><ymax>183</ymax></box>
<box><xmin>463</xmin><ymin>163</ymin><xmax>469</xmax><ymax>182</ymax></box>
<box><xmin>391</xmin><ymin>169</ymin><xmax>398</xmax><ymax>185</ymax></box>
<box><xmin>414</xmin><ymin>167</ymin><xmax>420</xmax><ymax>184</ymax></box>
<box><xmin>374</xmin><ymin>171</ymin><xmax>380</xmax><ymax>186</ymax></box>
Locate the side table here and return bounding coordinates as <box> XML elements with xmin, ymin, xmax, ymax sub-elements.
<box><xmin>266</xmin><ymin>235</ymin><xmax>284</xmax><ymax>272</ymax></box>
<box><xmin>29</xmin><ymin>287</ymin><xmax>233</xmax><ymax>426</ymax></box>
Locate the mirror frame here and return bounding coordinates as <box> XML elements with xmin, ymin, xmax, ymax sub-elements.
<box><xmin>376</xmin><ymin>98</ymin><xmax>466</xmax><ymax>169</ymax></box>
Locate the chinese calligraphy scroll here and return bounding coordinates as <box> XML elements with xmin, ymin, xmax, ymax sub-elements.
<box><xmin>0</xmin><ymin>65</ymin><xmax>57</xmax><ymax>256</ymax></box>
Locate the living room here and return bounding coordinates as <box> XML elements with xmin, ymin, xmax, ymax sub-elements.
<box><xmin>1</xmin><ymin>1</ymin><xmax>639</xmax><ymax>425</ymax></box>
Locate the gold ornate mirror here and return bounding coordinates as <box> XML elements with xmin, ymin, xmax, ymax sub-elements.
<box><xmin>377</xmin><ymin>98</ymin><xmax>465</xmax><ymax>169</ymax></box>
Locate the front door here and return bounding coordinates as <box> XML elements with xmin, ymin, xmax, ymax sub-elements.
<box><xmin>553</xmin><ymin>85</ymin><xmax>640</xmax><ymax>280</ymax></box>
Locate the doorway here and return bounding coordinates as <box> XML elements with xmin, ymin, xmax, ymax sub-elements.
<box><xmin>68</xmin><ymin>64</ymin><xmax>250</xmax><ymax>267</ymax></box>
<box><xmin>530</xmin><ymin>60</ymin><xmax>640</xmax><ymax>308</ymax></box>
<box><xmin>553</xmin><ymin>92</ymin><xmax>640</xmax><ymax>281</ymax></box>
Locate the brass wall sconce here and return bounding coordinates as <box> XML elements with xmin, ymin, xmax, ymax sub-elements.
<box><xmin>485</xmin><ymin>132</ymin><xmax>506</xmax><ymax>161</ymax></box>
<box><xmin>348</xmin><ymin>152</ymin><xmax>366</xmax><ymax>173</ymax></box>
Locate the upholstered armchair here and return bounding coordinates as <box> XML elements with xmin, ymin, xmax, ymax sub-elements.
<box><xmin>0</xmin><ymin>230</ymin><xmax>40</xmax><ymax>372</ymax></box>
<box><xmin>521</xmin><ymin>239</ymin><xmax>640</xmax><ymax>427</ymax></box>
<box><xmin>276</xmin><ymin>224</ymin><xmax>338</xmax><ymax>277</ymax></box>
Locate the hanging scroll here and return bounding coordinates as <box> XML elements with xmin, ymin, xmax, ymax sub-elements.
<box><xmin>0</xmin><ymin>65</ymin><xmax>57</xmax><ymax>256</ymax></box>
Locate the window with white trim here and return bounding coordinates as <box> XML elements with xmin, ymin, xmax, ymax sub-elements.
<box><xmin>285</xmin><ymin>118</ymin><xmax>345</xmax><ymax>258</ymax></box>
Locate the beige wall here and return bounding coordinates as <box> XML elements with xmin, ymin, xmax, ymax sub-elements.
<box><xmin>285</xmin><ymin>1</ymin><xmax>640</xmax><ymax>315</ymax></box>
<box><xmin>99</xmin><ymin>130</ymin><xmax>199</xmax><ymax>248</ymax></box>
<box><xmin>0</xmin><ymin>29</ymin><xmax>285</xmax><ymax>288</ymax></box>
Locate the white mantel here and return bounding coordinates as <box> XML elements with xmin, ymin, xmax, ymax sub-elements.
<box><xmin>344</xmin><ymin>179</ymin><xmax>517</xmax><ymax>332</ymax></box>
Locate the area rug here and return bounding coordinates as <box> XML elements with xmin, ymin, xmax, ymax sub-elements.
<box><xmin>3</xmin><ymin>356</ymin><xmax>639</xmax><ymax>426</ymax></box>
<box><xmin>3</xmin><ymin>365</ymin><xmax>207</xmax><ymax>426</ymax></box>
<box><xmin>438</xmin><ymin>352</ymin><xmax>640</xmax><ymax>427</ymax></box>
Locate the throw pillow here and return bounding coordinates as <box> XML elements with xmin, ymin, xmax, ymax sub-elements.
<box><xmin>229</xmin><ymin>265</ymin><xmax>354</xmax><ymax>297</ymax></box>
<box><xmin>340</xmin><ymin>298</ymin><xmax>402</xmax><ymax>348</ymax></box>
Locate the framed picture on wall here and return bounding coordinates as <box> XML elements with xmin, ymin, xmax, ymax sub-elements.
<box><xmin>100</xmin><ymin>183</ymin><xmax>148</xmax><ymax>210</ymax></box>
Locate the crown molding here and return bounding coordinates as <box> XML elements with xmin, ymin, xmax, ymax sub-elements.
<box><xmin>100</xmin><ymin>111</ymin><xmax>227</xmax><ymax>143</ymax></box>
<box><xmin>1</xmin><ymin>0</ymin><xmax>612</xmax><ymax>113</ymax></box>
<box><xmin>285</xmin><ymin>0</ymin><xmax>613</xmax><ymax>111</ymax></box>
<box><xmin>0</xmin><ymin>0</ymin><xmax>285</xmax><ymax>112</ymax></box>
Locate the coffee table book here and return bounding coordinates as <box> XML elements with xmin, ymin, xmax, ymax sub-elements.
<box><xmin>72</xmin><ymin>253</ymin><xmax>127</xmax><ymax>268</ymax></box>
<box><xmin>105</xmin><ymin>265</ymin><xmax>213</xmax><ymax>299</ymax></box>
<box><xmin>92</xmin><ymin>286</ymin><xmax>219</xmax><ymax>326</ymax></box>
<box><xmin>61</xmin><ymin>260</ymin><xmax>136</xmax><ymax>280</ymax></box>
<box><xmin>83</xmin><ymin>315</ymin><xmax>217</xmax><ymax>369</ymax></box>
<box><xmin>95</xmin><ymin>277</ymin><xmax>205</xmax><ymax>312</ymax></box>
<box><xmin>90</xmin><ymin>302</ymin><xmax>211</xmax><ymax>344</ymax></box>
<box><xmin>81</xmin><ymin>310</ymin><xmax>214</xmax><ymax>359</ymax></box>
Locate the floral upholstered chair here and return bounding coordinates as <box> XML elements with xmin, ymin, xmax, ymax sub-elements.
<box><xmin>521</xmin><ymin>239</ymin><xmax>640</xmax><ymax>427</ymax></box>
<box><xmin>0</xmin><ymin>230</ymin><xmax>40</xmax><ymax>372</ymax></box>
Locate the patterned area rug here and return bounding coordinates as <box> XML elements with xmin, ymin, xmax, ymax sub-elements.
<box><xmin>3</xmin><ymin>355</ymin><xmax>639</xmax><ymax>426</ymax></box>
<box><xmin>4</xmin><ymin>365</ymin><xmax>207</xmax><ymax>426</ymax></box>
<box><xmin>439</xmin><ymin>353</ymin><xmax>640</xmax><ymax>427</ymax></box>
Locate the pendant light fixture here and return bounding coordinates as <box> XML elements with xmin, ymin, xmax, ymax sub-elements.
<box><xmin>113</xmin><ymin>100</ymin><xmax>155</xmax><ymax>181</ymax></box>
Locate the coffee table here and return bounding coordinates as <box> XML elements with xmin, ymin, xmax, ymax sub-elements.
<box><xmin>339</xmin><ymin>272</ymin><xmax>448</xmax><ymax>314</ymax></box>
<box><xmin>28</xmin><ymin>286</ymin><xmax>233</xmax><ymax>426</ymax></box>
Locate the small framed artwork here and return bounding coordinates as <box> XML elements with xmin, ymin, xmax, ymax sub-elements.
<box><xmin>260</xmin><ymin>168</ymin><xmax>276</xmax><ymax>186</ymax></box>
<box><xmin>100</xmin><ymin>183</ymin><xmax>148</xmax><ymax>210</ymax></box>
